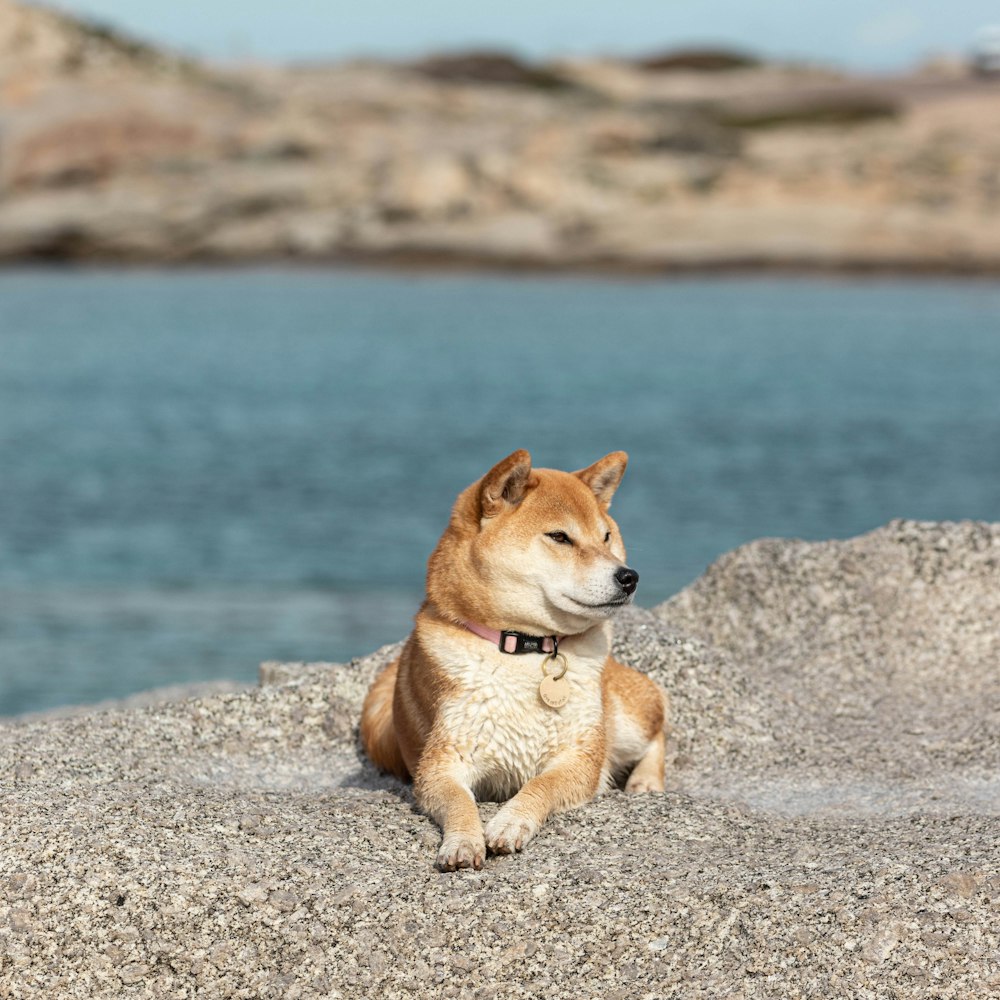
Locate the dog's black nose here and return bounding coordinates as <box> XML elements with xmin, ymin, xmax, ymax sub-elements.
<box><xmin>615</xmin><ymin>566</ymin><xmax>639</xmax><ymax>595</ymax></box>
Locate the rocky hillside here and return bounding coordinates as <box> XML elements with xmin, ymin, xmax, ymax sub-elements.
<box><xmin>2</xmin><ymin>0</ymin><xmax>1000</xmax><ymax>271</ymax></box>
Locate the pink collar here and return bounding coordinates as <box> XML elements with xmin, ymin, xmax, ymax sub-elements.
<box><xmin>463</xmin><ymin>621</ymin><xmax>561</xmax><ymax>655</ymax></box>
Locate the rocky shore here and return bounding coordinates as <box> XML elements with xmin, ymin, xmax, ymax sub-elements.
<box><xmin>1</xmin><ymin>519</ymin><xmax>998</xmax><ymax>997</ymax></box>
<box><xmin>2</xmin><ymin>0</ymin><xmax>1000</xmax><ymax>273</ymax></box>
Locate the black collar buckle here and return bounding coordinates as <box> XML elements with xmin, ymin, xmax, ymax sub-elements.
<box><xmin>498</xmin><ymin>630</ymin><xmax>552</xmax><ymax>655</ymax></box>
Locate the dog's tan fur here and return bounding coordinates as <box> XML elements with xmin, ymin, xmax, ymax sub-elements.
<box><xmin>360</xmin><ymin>450</ymin><xmax>668</xmax><ymax>870</ymax></box>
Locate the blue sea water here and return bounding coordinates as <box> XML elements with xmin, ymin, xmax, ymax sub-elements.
<box><xmin>1</xmin><ymin>268</ymin><xmax>998</xmax><ymax>715</ymax></box>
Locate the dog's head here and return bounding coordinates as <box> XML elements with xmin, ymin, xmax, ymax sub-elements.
<box><xmin>428</xmin><ymin>450</ymin><xmax>639</xmax><ymax>636</ymax></box>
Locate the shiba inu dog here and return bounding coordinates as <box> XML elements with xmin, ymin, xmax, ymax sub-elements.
<box><xmin>360</xmin><ymin>450</ymin><xmax>668</xmax><ymax>871</ymax></box>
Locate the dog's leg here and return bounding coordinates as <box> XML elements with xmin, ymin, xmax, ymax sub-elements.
<box><xmin>603</xmin><ymin>658</ymin><xmax>668</xmax><ymax>793</ymax></box>
<box><xmin>624</xmin><ymin>728</ymin><xmax>666</xmax><ymax>793</ymax></box>
<box><xmin>484</xmin><ymin>742</ymin><xmax>604</xmax><ymax>856</ymax></box>
<box><xmin>413</xmin><ymin>750</ymin><xmax>485</xmax><ymax>872</ymax></box>
<box><xmin>359</xmin><ymin>658</ymin><xmax>409</xmax><ymax>780</ymax></box>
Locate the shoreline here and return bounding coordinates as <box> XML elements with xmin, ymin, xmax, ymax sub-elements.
<box><xmin>4</xmin><ymin>250</ymin><xmax>1000</xmax><ymax>281</ymax></box>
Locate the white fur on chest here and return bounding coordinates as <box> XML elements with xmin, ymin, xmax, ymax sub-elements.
<box><xmin>433</xmin><ymin>629</ymin><xmax>608</xmax><ymax>800</ymax></box>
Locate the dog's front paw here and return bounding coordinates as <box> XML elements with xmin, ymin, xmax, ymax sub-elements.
<box><xmin>485</xmin><ymin>808</ymin><xmax>539</xmax><ymax>855</ymax></box>
<box><xmin>436</xmin><ymin>831</ymin><xmax>486</xmax><ymax>872</ymax></box>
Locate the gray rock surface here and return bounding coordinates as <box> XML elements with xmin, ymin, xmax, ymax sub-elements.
<box><xmin>2</xmin><ymin>520</ymin><xmax>998</xmax><ymax>997</ymax></box>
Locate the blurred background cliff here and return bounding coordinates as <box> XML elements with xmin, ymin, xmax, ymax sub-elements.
<box><xmin>2</xmin><ymin>0</ymin><xmax>1000</xmax><ymax>270</ymax></box>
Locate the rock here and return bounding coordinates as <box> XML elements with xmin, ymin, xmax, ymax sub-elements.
<box><xmin>268</xmin><ymin>890</ymin><xmax>299</xmax><ymax>912</ymax></box>
<box><xmin>1</xmin><ymin>521</ymin><xmax>998</xmax><ymax>996</ymax></box>
<box><xmin>3</xmin><ymin>107</ymin><xmax>204</xmax><ymax>190</ymax></box>
<box><xmin>378</xmin><ymin>154</ymin><xmax>476</xmax><ymax>219</ymax></box>
<box><xmin>118</xmin><ymin>964</ymin><xmax>148</xmax><ymax>985</ymax></box>
<box><xmin>237</xmin><ymin>883</ymin><xmax>270</xmax><ymax>906</ymax></box>
<box><xmin>861</xmin><ymin>920</ymin><xmax>905</xmax><ymax>964</ymax></box>
<box><xmin>330</xmin><ymin>884</ymin><xmax>359</xmax><ymax>906</ymax></box>
<box><xmin>589</xmin><ymin>114</ymin><xmax>742</xmax><ymax>158</ymax></box>
<box><xmin>2</xmin><ymin>0</ymin><xmax>1000</xmax><ymax>271</ymax></box>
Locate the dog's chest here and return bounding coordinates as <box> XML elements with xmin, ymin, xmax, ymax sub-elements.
<box><xmin>436</xmin><ymin>643</ymin><xmax>604</xmax><ymax>797</ymax></box>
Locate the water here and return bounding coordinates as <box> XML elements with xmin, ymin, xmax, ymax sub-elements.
<box><xmin>1</xmin><ymin>268</ymin><xmax>998</xmax><ymax>715</ymax></box>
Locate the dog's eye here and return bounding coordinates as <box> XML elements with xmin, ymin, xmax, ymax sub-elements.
<box><xmin>604</xmin><ymin>531</ymin><xmax>611</xmax><ymax>543</ymax></box>
<box><xmin>546</xmin><ymin>531</ymin><xmax>573</xmax><ymax>545</ymax></box>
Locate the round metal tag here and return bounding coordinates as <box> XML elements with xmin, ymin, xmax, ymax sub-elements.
<box><xmin>539</xmin><ymin>673</ymin><xmax>570</xmax><ymax>709</ymax></box>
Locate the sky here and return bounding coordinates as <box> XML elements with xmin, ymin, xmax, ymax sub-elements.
<box><xmin>40</xmin><ymin>1</ymin><xmax>1000</xmax><ymax>70</ymax></box>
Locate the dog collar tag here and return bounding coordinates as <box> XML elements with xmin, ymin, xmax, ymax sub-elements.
<box><xmin>539</xmin><ymin>674</ymin><xmax>570</xmax><ymax>709</ymax></box>
<box><xmin>538</xmin><ymin>653</ymin><xmax>570</xmax><ymax>709</ymax></box>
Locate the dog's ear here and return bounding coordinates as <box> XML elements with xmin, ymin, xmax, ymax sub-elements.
<box><xmin>575</xmin><ymin>451</ymin><xmax>628</xmax><ymax>507</ymax></box>
<box><xmin>480</xmin><ymin>449</ymin><xmax>533</xmax><ymax>518</ymax></box>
